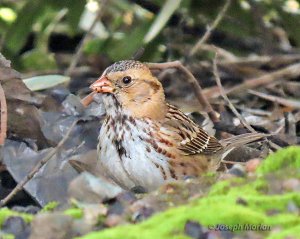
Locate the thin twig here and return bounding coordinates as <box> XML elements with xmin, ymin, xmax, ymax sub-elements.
<box><xmin>222</xmin><ymin>160</ymin><xmax>246</xmax><ymax>165</ymax></box>
<box><xmin>213</xmin><ymin>55</ymin><xmax>281</xmax><ymax>150</ymax></box>
<box><xmin>248</xmin><ymin>90</ymin><xmax>300</xmax><ymax>109</ymax></box>
<box><xmin>132</xmin><ymin>47</ymin><xmax>145</xmax><ymax>60</ymax></box>
<box><xmin>194</xmin><ymin>43</ymin><xmax>237</xmax><ymax>61</ymax></box>
<box><xmin>147</xmin><ymin>61</ymin><xmax>219</xmax><ymax>122</ymax></box>
<box><xmin>0</xmin><ymin>121</ymin><xmax>77</xmax><ymax>207</ymax></box>
<box><xmin>0</xmin><ymin>82</ymin><xmax>7</xmax><ymax>145</ymax></box>
<box><xmin>66</xmin><ymin>0</ymin><xmax>109</xmax><ymax>76</ymax></box>
<box><xmin>227</xmin><ymin>62</ymin><xmax>300</xmax><ymax>95</ymax></box>
<box><xmin>218</xmin><ymin>54</ymin><xmax>300</xmax><ymax>67</ymax></box>
<box><xmin>213</xmin><ymin>54</ymin><xmax>256</xmax><ymax>133</ymax></box>
<box><xmin>81</xmin><ymin>91</ymin><xmax>97</xmax><ymax>107</ymax></box>
<box><xmin>204</xmin><ymin>62</ymin><xmax>300</xmax><ymax>99</ymax></box>
<box><xmin>189</xmin><ymin>0</ymin><xmax>231</xmax><ymax>56</ymax></box>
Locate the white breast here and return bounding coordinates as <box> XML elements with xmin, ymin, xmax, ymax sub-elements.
<box><xmin>98</xmin><ymin>114</ymin><xmax>172</xmax><ymax>191</ymax></box>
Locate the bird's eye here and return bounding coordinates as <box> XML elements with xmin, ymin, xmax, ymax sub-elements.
<box><xmin>122</xmin><ymin>76</ymin><xmax>132</xmax><ymax>84</ymax></box>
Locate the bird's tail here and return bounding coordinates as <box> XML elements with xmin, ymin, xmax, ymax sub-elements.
<box><xmin>219</xmin><ymin>132</ymin><xmax>269</xmax><ymax>160</ymax></box>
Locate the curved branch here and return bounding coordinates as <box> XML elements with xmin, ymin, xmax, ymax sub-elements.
<box><xmin>147</xmin><ymin>61</ymin><xmax>219</xmax><ymax>122</ymax></box>
<box><xmin>0</xmin><ymin>82</ymin><xmax>7</xmax><ymax>145</ymax></box>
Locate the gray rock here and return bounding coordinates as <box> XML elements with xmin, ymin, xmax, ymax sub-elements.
<box><xmin>29</xmin><ymin>213</ymin><xmax>73</xmax><ymax>239</ymax></box>
<box><xmin>2</xmin><ymin>216</ymin><xmax>30</xmax><ymax>239</ymax></box>
<box><xmin>68</xmin><ymin>172</ymin><xmax>123</xmax><ymax>203</ymax></box>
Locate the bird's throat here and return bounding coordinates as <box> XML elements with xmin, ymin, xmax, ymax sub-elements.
<box><xmin>124</xmin><ymin>99</ymin><xmax>167</xmax><ymax>120</ymax></box>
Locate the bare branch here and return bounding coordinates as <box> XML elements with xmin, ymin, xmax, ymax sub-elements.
<box><xmin>213</xmin><ymin>54</ymin><xmax>256</xmax><ymax>133</ymax></box>
<box><xmin>147</xmin><ymin>61</ymin><xmax>219</xmax><ymax>122</ymax></box>
<box><xmin>81</xmin><ymin>91</ymin><xmax>97</xmax><ymax>107</ymax></box>
<box><xmin>213</xmin><ymin>55</ymin><xmax>281</xmax><ymax>151</ymax></box>
<box><xmin>0</xmin><ymin>82</ymin><xmax>7</xmax><ymax>145</ymax></box>
<box><xmin>248</xmin><ymin>90</ymin><xmax>300</xmax><ymax>109</ymax></box>
<box><xmin>194</xmin><ymin>44</ymin><xmax>237</xmax><ymax>61</ymax></box>
<box><xmin>205</xmin><ymin>62</ymin><xmax>300</xmax><ymax>99</ymax></box>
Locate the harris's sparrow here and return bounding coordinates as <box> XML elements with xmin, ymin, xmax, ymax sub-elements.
<box><xmin>89</xmin><ymin>60</ymin><xmax>265</xmax><ymax>191</ymax></box>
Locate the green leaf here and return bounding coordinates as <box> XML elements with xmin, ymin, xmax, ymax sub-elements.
<box><xmin>143</xmin><ymin>0</ymin><xmax>182</xmax><ymax>44</ymax></box>
<box><xmin>23</xmin><ymin>74</ymin><xmax>70</xmax><ymax>91</ymax></box>
<box><xmin>65</xmin><ymin>0</ymin><xmax>86</xmax><ymax>32</ymax></box>
<box><xmin>105</xmin><ymin>21</ymin><xmax>152</xmax><ymax>61</ymax></box>
<box><xmin>44</xmin><ymin>0</ymin><xmax>85</xmax><ymax>33</ymax></box>
<box><xmin>279</xmin><ymin>11</ymin><xmax>300</xmax><ymax>46</ymax></box>
<box><xmin>5</xmin><ymin>0</ymin><xmax>46</xmax><ymax>53</ymax></box>
<box><xmin>20</xmin><ymin>49</ymin><xmax>57</xmax><ymax>71</ymax></box>
<box><xmin>83</xmin><ymin>38</ymin><xmax>106</xmax><ymax>55</ymax></box>
<box><xmin>0</xmin><ymin>7</ymin><xmax>17</xmax><ymax>23</ymax></box>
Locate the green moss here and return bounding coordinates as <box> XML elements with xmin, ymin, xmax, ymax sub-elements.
<box><xmin>64</xmin><ymin>208</ymin><xmax>83</xmax><ymax>219</ymax></box>
<box><xmin>77</xmin><ymin>191</ymin><xmax>300</xmax><ymax>239</ymax></box>
<box><xmin>41</xmin><ymin>201</ymin><xmax>59</xmax><ymax>212</ymax></box>
<box><xmin>0</xmin><ymin>233</ymin><xmax>15</xmax><ymax>239</ymax></box>
<box><xmin>257</xmin><ymin>146</ymin><xmax>300</xmax><ymax>175</ymax></box>
<box><xmin>1</xmin><ymin>147</ymin><xmax>299</xmax><ymax>239</ymax></box>
<box><xmin>0</xmin><ymin>208</ymin><xmax>33</xmax><ymax>227</ymax></box>
<box><xmin>268</xmin><ymin>224</ymin><xmax>300</xmax><ymax>239</ymax></box>
<box><xmin>77</xmin><ymin>147</ymin><xmax>300</xmax><ymax>239</ymax></box>
<box><xmin>0</xmin><ymin>205</ymin><xmax>83</xmax><ymax>232</ymax></box>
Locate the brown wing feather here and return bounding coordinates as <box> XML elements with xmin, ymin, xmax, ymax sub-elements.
<box><xmin>164</xmin><ymin>104</ymin><xmax>223</xmax><ymax>155</ymax></box>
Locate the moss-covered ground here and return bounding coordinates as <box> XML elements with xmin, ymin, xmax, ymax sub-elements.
<box><xmin>1</xmin><ymin>146</ymin><xmax>300</xmax><ymax>239</ymax></box>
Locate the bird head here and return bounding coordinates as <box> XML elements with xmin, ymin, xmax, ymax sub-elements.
<box><xmin>90</xmin><ymin>60</ymin><xmax>167</xmax><ymax>119</ymax></box>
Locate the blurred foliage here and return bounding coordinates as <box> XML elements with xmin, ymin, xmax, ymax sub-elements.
<box><xmin>0</xmin><ymin>0</ymin><xmax>300</xmax><ymax>71</ymax></box>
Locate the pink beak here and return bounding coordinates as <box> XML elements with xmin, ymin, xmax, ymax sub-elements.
<box><xmin>90</xmin><ymin>76</ymin><xmax>113</xmax><ymax>93</ymax></box>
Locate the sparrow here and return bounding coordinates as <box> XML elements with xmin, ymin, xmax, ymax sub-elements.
<box><xmin>89</xmin><ymin>60</ymin><xmax>265</xmax><ymax>191</ymax></box>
